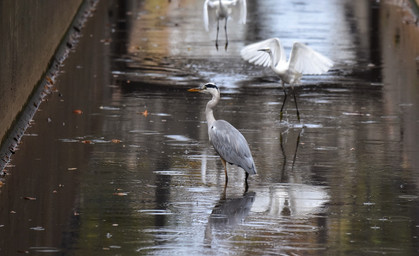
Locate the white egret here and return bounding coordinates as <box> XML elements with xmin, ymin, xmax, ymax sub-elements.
<box><xmin>188</xmin><ymin>83</ymin><xmax>256</xmax><ymax>187</ymax></box>
<box><xmin>241</xmin><ymin>38</ymin><xmax>334</xmax><ymax>121</ymax></box>
<box><xmin>203</xmin><ymin>0</ymin><xmax>247</xmax><ymax>50</ymax></box>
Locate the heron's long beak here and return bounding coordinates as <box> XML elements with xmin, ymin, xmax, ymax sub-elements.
<box><xmin>188</xmin><ymin>88</ymin><xmax>202</xmax><ymax>92</ymax></box>
<box><xmin>258</xmin><ymin>48</ymin><xmax>269</xmax><ymax>52</ymax></box>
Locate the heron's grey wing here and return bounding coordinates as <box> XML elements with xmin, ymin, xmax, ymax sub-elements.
<box><xmin>203</xmin><ymin>0</ymin><xmax>218</xmax><ymax>31</ymax></box>
<box><xmin>288</xmin><ymin>42</ymin><xmax>334</xmax><ymax>75</ymax></box>
<box><xmin>209</xmin><ymin>120</ymin><xmax>256</xmax><ymax>174</ymax></box>
<box><xmin>240</xmin><ymin>38</ymin><xmax>286</xmax><ymax>67</ymax></box>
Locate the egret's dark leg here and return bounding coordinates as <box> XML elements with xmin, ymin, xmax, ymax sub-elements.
<box><xmin>244</xmin><ymin>172</ymin><xmax>249</xmax><ymax>192</ymax></box>
<box><xmin>215</xmin><ymin>19</ymin><xmax>220</xmax><ymax>51</ymax></box>
<box><xmin>280</xmin><ymin>82</ymin><xmax>288</xmax><ymax>121</ymax></box>
<box><xmin>224</xmin><ymin>18</ymin><xmax>228</xmax><ymax>50</ymax></box>
<box><xmin>292</xmin><ymin>87</ymin><xmax>300</xmax><ymax>122</ymax></box>
<box><xmin>221</xmin><ymin>157</ymin><xmax>228</xmax><ymax>183</ymax></box>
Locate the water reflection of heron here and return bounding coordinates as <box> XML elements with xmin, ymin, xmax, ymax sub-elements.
<box><xmin>188</xmin><ymin>83</ymin><xmax>256</xmax><ymax>189</ymax></box>
<box><xmin>203</xmin><ymin>0</ymin><xmax>247</xmax><ymax>50</ymax></box>
<box><xmin>204</xmin><ymin>186</ymin><xmax>255</xmax><ymax>247</ymax></box>
<box><xmin>241</xmin><ymin>38</ymin><xmax>334</xmax><ymax>121</ymax></box>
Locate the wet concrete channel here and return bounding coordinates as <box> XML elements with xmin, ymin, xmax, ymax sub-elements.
<box><xmin>1</xmin><ymin>0</ymin><xmax>419</xmax><ymax>255</ymax></box>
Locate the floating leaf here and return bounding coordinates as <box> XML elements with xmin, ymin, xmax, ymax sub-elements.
<box><xmin>73</xmin><ymin>109</ymin><xmax>83</xmax><ymax>115</ymax></box>
<box><xmin>111</xmin><ymin>139</ymin><xmax>121</xmax><ymax>143</ymax></box>
<box><xmin>81</xmin><ymin>140</ymin><xmax>92</xmax><ymax>144</ymax></box>
<box><xmin>113</xmin><ymin>192</ymin><xmax>128</xmax><ymax>196</ymax></box>
<box><xmin>142</xmin><ymin>110</ymin><xmax>148</xmax><ymax>117</ymax></box>
<box><xmin>24</xmin><ymin>197</ymin><xmax>37</xmax><ymax>201</ymax></box>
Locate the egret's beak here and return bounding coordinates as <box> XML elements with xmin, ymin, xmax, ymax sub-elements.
<box><xmin>258</xmin><ymin>48</ymin><xmax>269</xmax><ymax>52</ymax></box>
<box><xmin>188</xmin><ymin>88</ymin><xmax>202</xmax><ymax>92</ymax></box>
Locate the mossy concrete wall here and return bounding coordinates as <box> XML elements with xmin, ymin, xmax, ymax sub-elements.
<box><xmin>0</xmin><ymin>0</ymin><xmax>83</xmax><ymax>142</ymax></box>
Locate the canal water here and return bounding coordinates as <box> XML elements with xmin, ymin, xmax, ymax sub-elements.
<box><xmin>1</xmin><ymin>0</ymin><xmax>418</xmax><ymax>255</ymax></box>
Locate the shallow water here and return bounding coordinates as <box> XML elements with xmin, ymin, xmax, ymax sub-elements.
<box><xmin>1</xmin><ymin>0</ymin><xmax>419</xmax><ymax>255</ymax></box>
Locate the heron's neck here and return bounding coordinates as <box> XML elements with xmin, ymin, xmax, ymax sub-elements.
<box><xmin>205</xmin><ymin>94</ymin><xmax>219</xmax><ymax>128</ymax></box>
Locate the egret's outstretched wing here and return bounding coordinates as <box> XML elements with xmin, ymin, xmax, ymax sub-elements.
<box><xmin>239</xmin><ymin>0</ymin><xmax>247</xmax><ymax>24</ymax></box>
<box><xmin>203</xmin><ymin>0</ymin><xmax>219</xmax><ymax>31</ymax></box>
<box><xmin>288</xmin><ymin>42</ymin><xmax>334</xmax><ymax>75</ymax></box>
<box><xmin>229</xmin><ymin>0</ymin><xmax>247</xmax><ymax>24</ymax></box>
<box><xmin>241</xmin><ymin>38</ymin><xmax>286</xmax><ymax>67</ymax></box>
<box><xmin>209</xmin><ymin>120</ymin><xmax>256</xmax><ymax>175</ymax></box>
<box><xmin>203</xmin><ymin>0</ymin><xmax>211</xmax><ymax>31</ymax></box>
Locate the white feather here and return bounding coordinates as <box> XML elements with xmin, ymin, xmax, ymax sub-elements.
<box><xmin>241</xmin><ymin>37</ymin><xmax>333</xmax><ymax>76</ymax></box>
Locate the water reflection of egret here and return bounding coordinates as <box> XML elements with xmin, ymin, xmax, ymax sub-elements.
<box><xmin>203</xmin><ymin>0</ymin><xmax>247</xmax><ymax>50</ymax></box>
<box><xmin>241</xmin><ymin>38</ymin><xmax>334</xmax><ymax>121</ymax></box>
<box><xmin>252</xmin><ymin>184</ymin><xmax>329</xmax><ymax>216</ymax></box>
<box><xmin>188</xmin><ymin>83</ymin><xmax>256</xmax><ymax>188</ymax></box>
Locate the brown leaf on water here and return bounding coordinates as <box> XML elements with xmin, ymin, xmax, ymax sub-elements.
<box><xmin>67</xmin><ymin>167</ymin><xmax>78</xmax><ymax>171</ymax></box>
<box><xmin>142</xmin><ymin>110</ymin><xmax>148</xmax><ymax>117</ymax></box>
<box><xmin>24</xmin><ymin>197</ymin><xmax>37</xmax><ymax>201</ymax></box>
<box><xmin>73</xmin><ymin>109</ymin><xmax>83</xmax><ymax>115</ymax></box>
<box><xmin>81</xmin><ymin>140</ymin><xmax>92</xmax><ymax>144</ymax></box>
<box><xmin>111</xmin><ymin>139</ymin><xmax>121</xmax><ymax>143</ymax></box>
<box><xmin>113</xmin><ymin>192</ymin><xmax>128</xmax><ymax>196</ymax></box>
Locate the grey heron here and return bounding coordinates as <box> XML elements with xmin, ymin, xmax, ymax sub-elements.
<box><xmin>188</xmin><ymin>83</ymin><xmax>256</xmax><ymax>186</ymax></box>
<box><xmin>241</xmin><ymin>38</ymin><xmax>334</xmax><ymax>121</ymax></box>
<box><xmin>203</xmin><ymin>0</ymin><xmax>247</xmax><ymax>50</ymax></box>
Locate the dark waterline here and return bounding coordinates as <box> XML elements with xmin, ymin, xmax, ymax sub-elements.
<box><xmin>1</xmin><ymin>0</ymin><xmax>418</xmax><ymax>255</ymax></box>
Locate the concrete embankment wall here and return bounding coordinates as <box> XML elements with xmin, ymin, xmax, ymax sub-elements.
<box><xmin>0</xmin><ymin>0</ymin><xmax>83</xmax><ymax>143</ymax></box>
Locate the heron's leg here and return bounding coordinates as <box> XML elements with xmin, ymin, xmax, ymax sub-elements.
<box><xmin>280</xmin><ymin>82</ymin><xmax>287</xmax><ymax>121</ymax></box>
<box><xmin>215</xmin><ymin>19</ymin><xmax>220</xmax><ymax>50</ymax></box>
<box><xmin>244</xmin><ymin>172</ymin><xmax>249</xmax><ymax>192</ymax></box>
<box><xmin>224</xmin><ymin>18</ymin><xmax>228</xmax><ymax>50</ymax></box>
<box><xmin>292</xmin><ymin>87</ymin><xmax>300</xmax><ymax>122</ymax></box>
<box><xmin>220</xmin><ymin>157</ymin><xmax>228</xmax><ymax>183</ymax></box>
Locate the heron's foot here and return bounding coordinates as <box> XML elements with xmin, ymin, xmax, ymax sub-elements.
<box><xmin>296</xmin><ymin>110</ymin><xmax>300</xmax><ymax>122</ymax></box>
<box><xmin>280</xmin><ymin>111</ymin><xmax>284</xmax><ymax>121</ymax></box>
<box><xmin>215</xmin><ymin>43</ymin><xmax>219</xmax><ymax>51</ymax></box>
<box><xmin>225</xmin><ymin>42</ymin><xmax>228</xmax><ymax>51</ymax></box>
